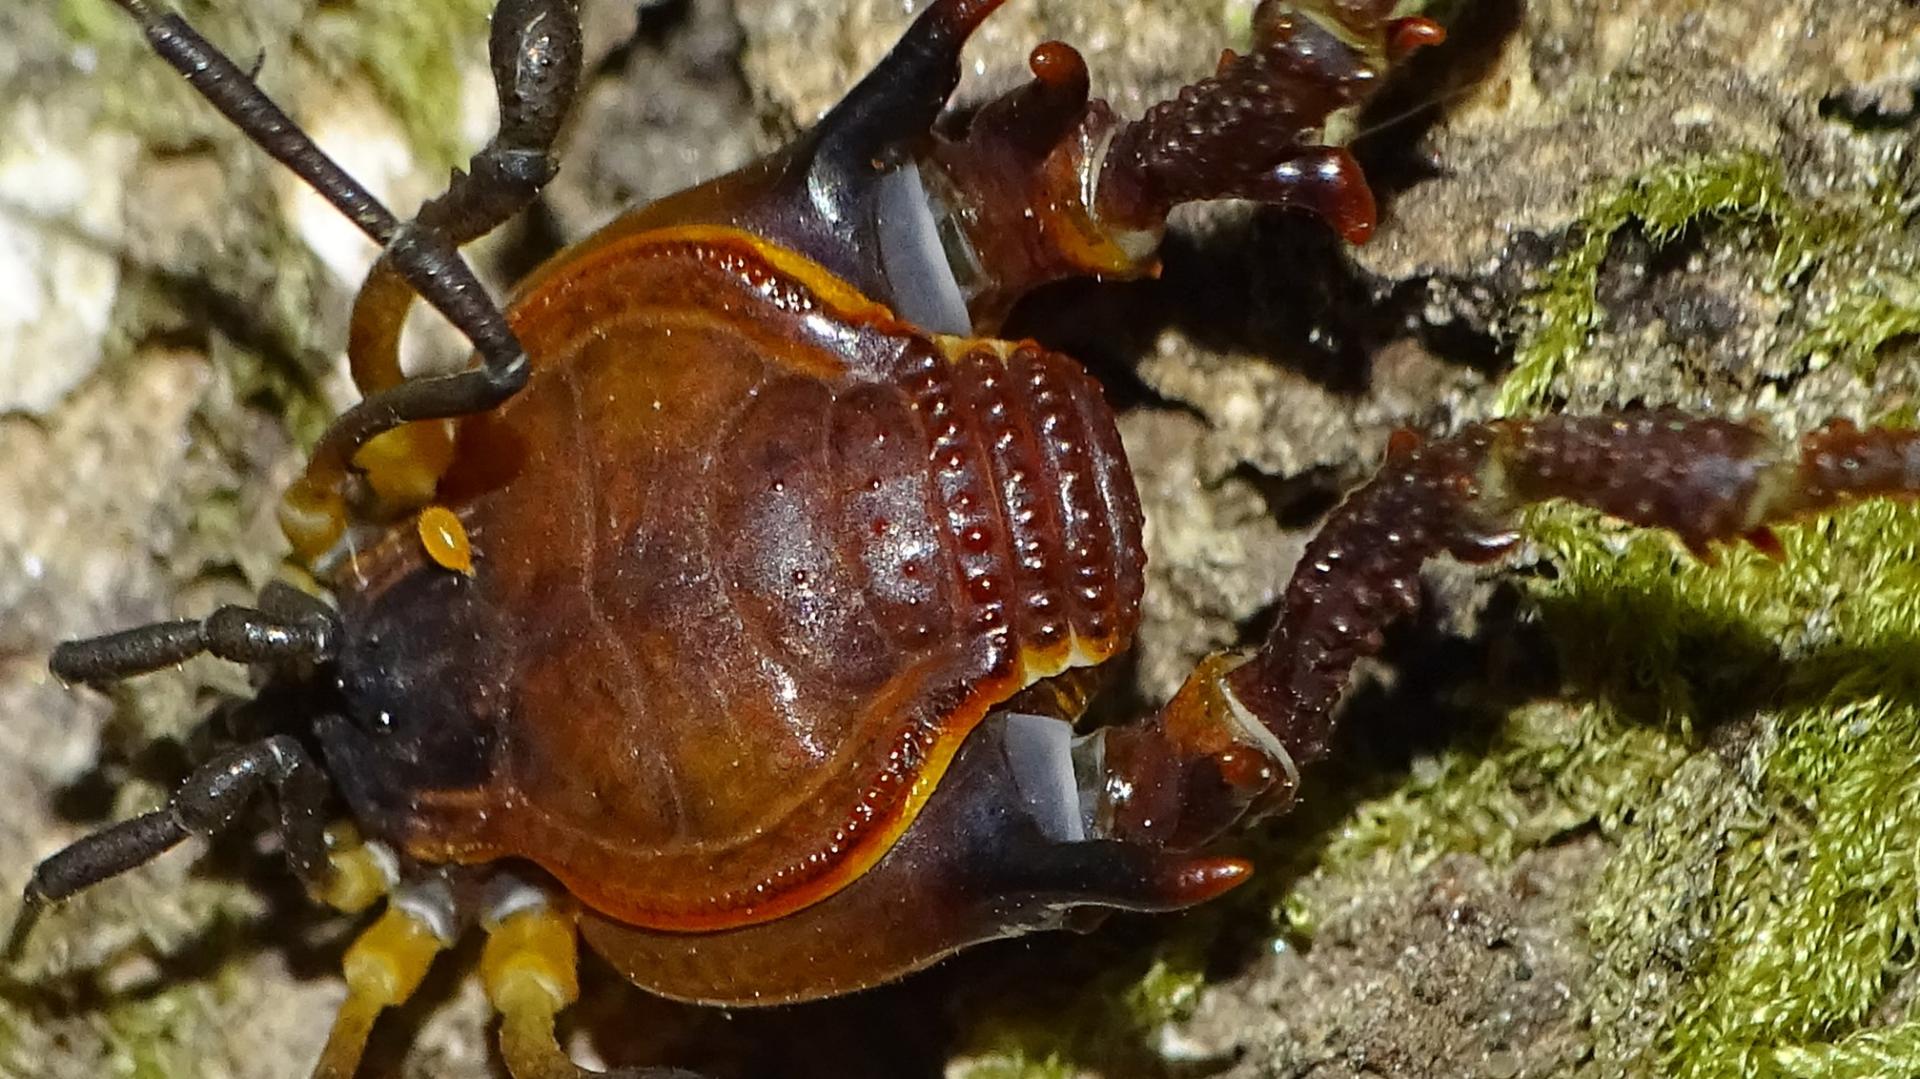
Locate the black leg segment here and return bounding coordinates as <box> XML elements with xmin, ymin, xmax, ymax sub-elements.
<box><xmin>421</xmin><ymin>0</ymin><xmax>582</xmax><ymax>242</ymax></box>
<box><xmin>6</xmin><ymin>735</ymin><xmax>332</xmax><ymax>959</ymax></box>
<box><xmin>344</xmin><ymin>0</ymin><xmax>582</xmax><ymax>396</ymax></box>
<box><xmin>50</xmin><ymin>599</ymin><xmax>338</xmax><ymax>687</ymax></box>
<box><xmin>108</xmin><ymin>0</ymin><xmax>538</xmax><ymax>463</ymax></box>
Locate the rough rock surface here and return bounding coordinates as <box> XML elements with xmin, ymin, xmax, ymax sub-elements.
<box><xmin>2</xmin><ymin>0</ymin><xmax>1918</xmax><ymax>1077</ymax></box>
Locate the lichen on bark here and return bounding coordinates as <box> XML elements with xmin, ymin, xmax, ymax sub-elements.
<box><xmin>3</xmin><ymin>0</ymin><xmax>1920</xmax><ymax>1077</ymax></box>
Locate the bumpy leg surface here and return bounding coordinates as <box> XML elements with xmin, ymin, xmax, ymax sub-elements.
<box><xmin>892</xmin><ymin>0</ymin><xmax>1444</xmax><ymax>328</ymax></box>
<box><xmin>1093</xmin><ymin>0</ymin><xmax>1445</xmax><ymax>242</ymax></box>
<box><xmin>1104</xmin><ymin>413</ymin><xmax>1920</xmax><ymax>849</ymax></box>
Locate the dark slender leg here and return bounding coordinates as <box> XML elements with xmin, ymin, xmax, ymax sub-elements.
<box><xmin>255</xmin><ymin>579</ymin><xmax>340</xmax><ymax>625</ymax></box>
<box><xmin>335</xmin><ymin>0</ymin><xmax>584</xmax><ymax>517</ymax></box>
<box><xmin>107</xmin><ymin>0</ymin><xmax>556</xmax><ymax>492</ymax></box>
<box><xmin>1098</xmin><ymin>413</ymin><xmax>1920</xmax><ymax>850</ymax></box>
<box><xmin>435</xmin><ymin>0</ymin><xmax>582</xmax><ymax>238</ymax></box>
<box><xmin>49</xmin><ymin>597</ymin><xmax>339</xmax><ymax>686</ymax></box>
<box><xmin>7</xmin><ymin>735</ymin><xmax>331</xmax><ymax>958</ymax></box>
<box><xmin>351</xmin><ymin>0</ymin><xmax>582</xmax><ymax>401</ymax></box>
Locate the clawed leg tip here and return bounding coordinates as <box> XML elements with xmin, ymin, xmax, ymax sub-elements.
<box><xmin>1387</xmin><ymin>16</ymin><xmax>1447</xmax><ymax>59</ymax></box>
<box><xmin>1169</xmin><ymin>856</ymin><xmax>1255</xmax><ymax>906</ymax></box>
<box><xmin>4</xmin><ymin>900</ymin><xmax>44</xmax><ymax>965</ymax></box>
<box><xmin>1265</xmin><ymin>148</ymin><xmax>1377</xmax><ymax>246</ymax></box>
<box><xmin>942</xmin><ymin>0</ymin><xmax>1009</xmax><ymax>33</ymax></box>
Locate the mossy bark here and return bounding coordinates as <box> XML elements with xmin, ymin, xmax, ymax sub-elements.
<box><xmin>2</xmin><ymin>0</ymin><xmax>1918</xmax><ymax>1077</ymax></box>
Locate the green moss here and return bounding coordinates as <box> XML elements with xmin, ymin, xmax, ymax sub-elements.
<box><xmin>55</xmin><ymin>0</ymin><xmax>123</xmax><ymax>45</ymax></box>
<box><xmin>1496</xmin><ymin>150</ymin><xmax>1798</xmax><ymax>416</ymax></box>
<box><xmin>1316</xmin><ymin>136</ymin><xmax>1920</xmax><ymax>1076</ymax></box>
<box><xmin>1123</xmin><ymin>951</ymin><xmax>1208</xmax><ymax>1029</ymax></box>
<box><xmin>1309</xmin><ymin>497</ymin><xmax>1920</xmax><ymax>1076</ymax></box>
<box><xmin>95</xmin><ymin>948</ymin><xmax>274</xmax><ymax>1078</ymax></box>
<box><xmin>103</xmin><ymin>987</ymin><xmax>223</xmax><ymax>1079</ymax></box>
<box><xmin>1795</xmin><ymin>273</ymin><xmax>1920</xmax><ymax>376</ymax></box>
<box><xmin>1771</xmin><ymin>1023</ymin><xmax>1920</xmax><ymax>1078</ymax></box>
<box><xmin>947</xmin><ymin>924</ymin><xmax>1221</xmax><ymax>1077</ymax></box>
<box><xmin>1464</xmin><ymin>143</ymin><xmax>1920</xmax><ymax>1071</ymax></box>
<box><xmin>949</xmin><ymin>1046</ymin><xmax>1077</xmax><ymax>1079</ymax></box>
<box><xmin>1528</xmin><ymin>501</ymin><xmax>1920</xmax><ymax>1076</ymax></box>
<box><xmin>954</xmin><ymin>486</ymin><xmax>1920</xmax><ymax>1078</ymax></box>
<box><xmin>1322</xmin><ymin>700</ymin><xmax>1685</xmax><ymax>869</ymax></box>
<box><xmin>953</xmin><ymin>1002</ymin><xmax>1108</xmax><ymax>1079</ymax></box>
<box><xmin>1668</xmin><ymin>691</ymin><xmax>1920</xmax><ymax>1079</ymax></box>
<box><xmin>63</xmin><ymin>0</ymin><xmax>489</xmax><ymax>176</ymax></box>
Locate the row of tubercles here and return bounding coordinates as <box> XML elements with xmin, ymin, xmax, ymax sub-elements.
<box><xmin>911</xmin><ymin>344</ymin><xmax>1017</xmax><ymax>667</ymax></box>
<box><xmin>758</xmin><ymin>341</ymin><xmax>1026</xmax><ymax>918</ymax></box>
<box><xmin>787</xmin><ymin>340</ymin><xmax>1138</xmax><ymax>902</ymax></box>
<box><xmin>949</xmin><ymin>342</ymin><xmax>1136</xmax><ymax>679</ymax></box>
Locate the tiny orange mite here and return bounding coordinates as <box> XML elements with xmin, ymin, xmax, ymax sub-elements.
<box><xmin>417</xmin><ymin>505</ymin><xmax>476</xmax><ymax>577</ymax></box>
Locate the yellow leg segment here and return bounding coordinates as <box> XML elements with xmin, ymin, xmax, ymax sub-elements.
<box><xmin>279</xmin><ymin>262</ymin><xmax>460</xmax><ymax>568</ymax></box>
<box><xmin>312</xmin><ymin>905</ymin><xmax>450</xmax><ymax>1079</ymax></box>
<box><xmin>343</xmin><ymin>235</ymin><xmax>460</xmax><ymax>519</ymax></box>
<box><xmin>484</xmin><ymin>904</ymin><xmax>609</xmax><ymax>1079</ymax></box>
<box><xmin>306</xmin><ymin>830</ymin><xmax>435</xmax><ymax>1079</ymax></box>
<box><xmin>309</xmin><ymin>823</ymin><xmax>396</xmax><ymax>916</ymax></box>
<box><xmin>355</xmin><ymin>421</ymin><xmax>460</xmax><ymax>512</ymax></box>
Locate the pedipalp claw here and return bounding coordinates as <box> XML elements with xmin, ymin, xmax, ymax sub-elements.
<box><xmin>1388</xmin><ymin>16</ymin><xmax>1447</xmax><ymax>59</ymax></box>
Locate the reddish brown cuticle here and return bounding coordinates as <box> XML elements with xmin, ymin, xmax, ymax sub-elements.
<box><xmin>69</xmin><ymin>0</ymin><xmax>1920</xmax><ymax>1061</ymax></box>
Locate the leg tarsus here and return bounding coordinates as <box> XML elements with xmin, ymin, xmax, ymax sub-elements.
<box><xmin>6</xmin><ymin>810</ymin><xmax>182</xmax><ymax>960</ymax></box>
<box><xmin>107</xmin><ymin>0</ymin><xmax>521</xmax><ymax>388</ymax></box>
<box><xmin>1234</xmin><ymin>410</ymin><xmax>1920</xmax><ymax>775</ymax></box>
<box><xmin>913</xmin><ymin>0</ymin><xmax>1437</xmax><ymax>329</ymax></box>
<box><xmin>351</xmin><ymin>0</ymin><xmax>583</xmax><ymax>397</ymax></box>
<box><xmin>290</xmin><ymin>0</ymin><xmax>584</xmax><ymax>548</ymax></box>
<box><xmin>49</xmin><ymin>620</ymin><xmax>207</xmax><ymax>686</ymax></box>
<box><xmin>460</xmin><ymin>0</ymin><xmax>581</xmax><ymax>230</ymax></box>
<box><xmin>103</xmin><ymin>0</ymin><xmax>556</xmax><ymax>560</ymax></box>
<box><xmin>1093</xmin><ymin>0</ymin><xmax>1442</xmax><ymax>237</ymax></box>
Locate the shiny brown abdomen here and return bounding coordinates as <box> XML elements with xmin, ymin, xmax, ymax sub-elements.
<box><xmin>330</xmin><ymin>227</ymin><xmax>1144</xmax><ymax>931</ymax></box>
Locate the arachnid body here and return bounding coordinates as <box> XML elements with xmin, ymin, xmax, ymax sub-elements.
<box><xmin>11</xmin><ymin>1</ymin><xmax>1920</xmax><ymax>1077</ymax></box>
